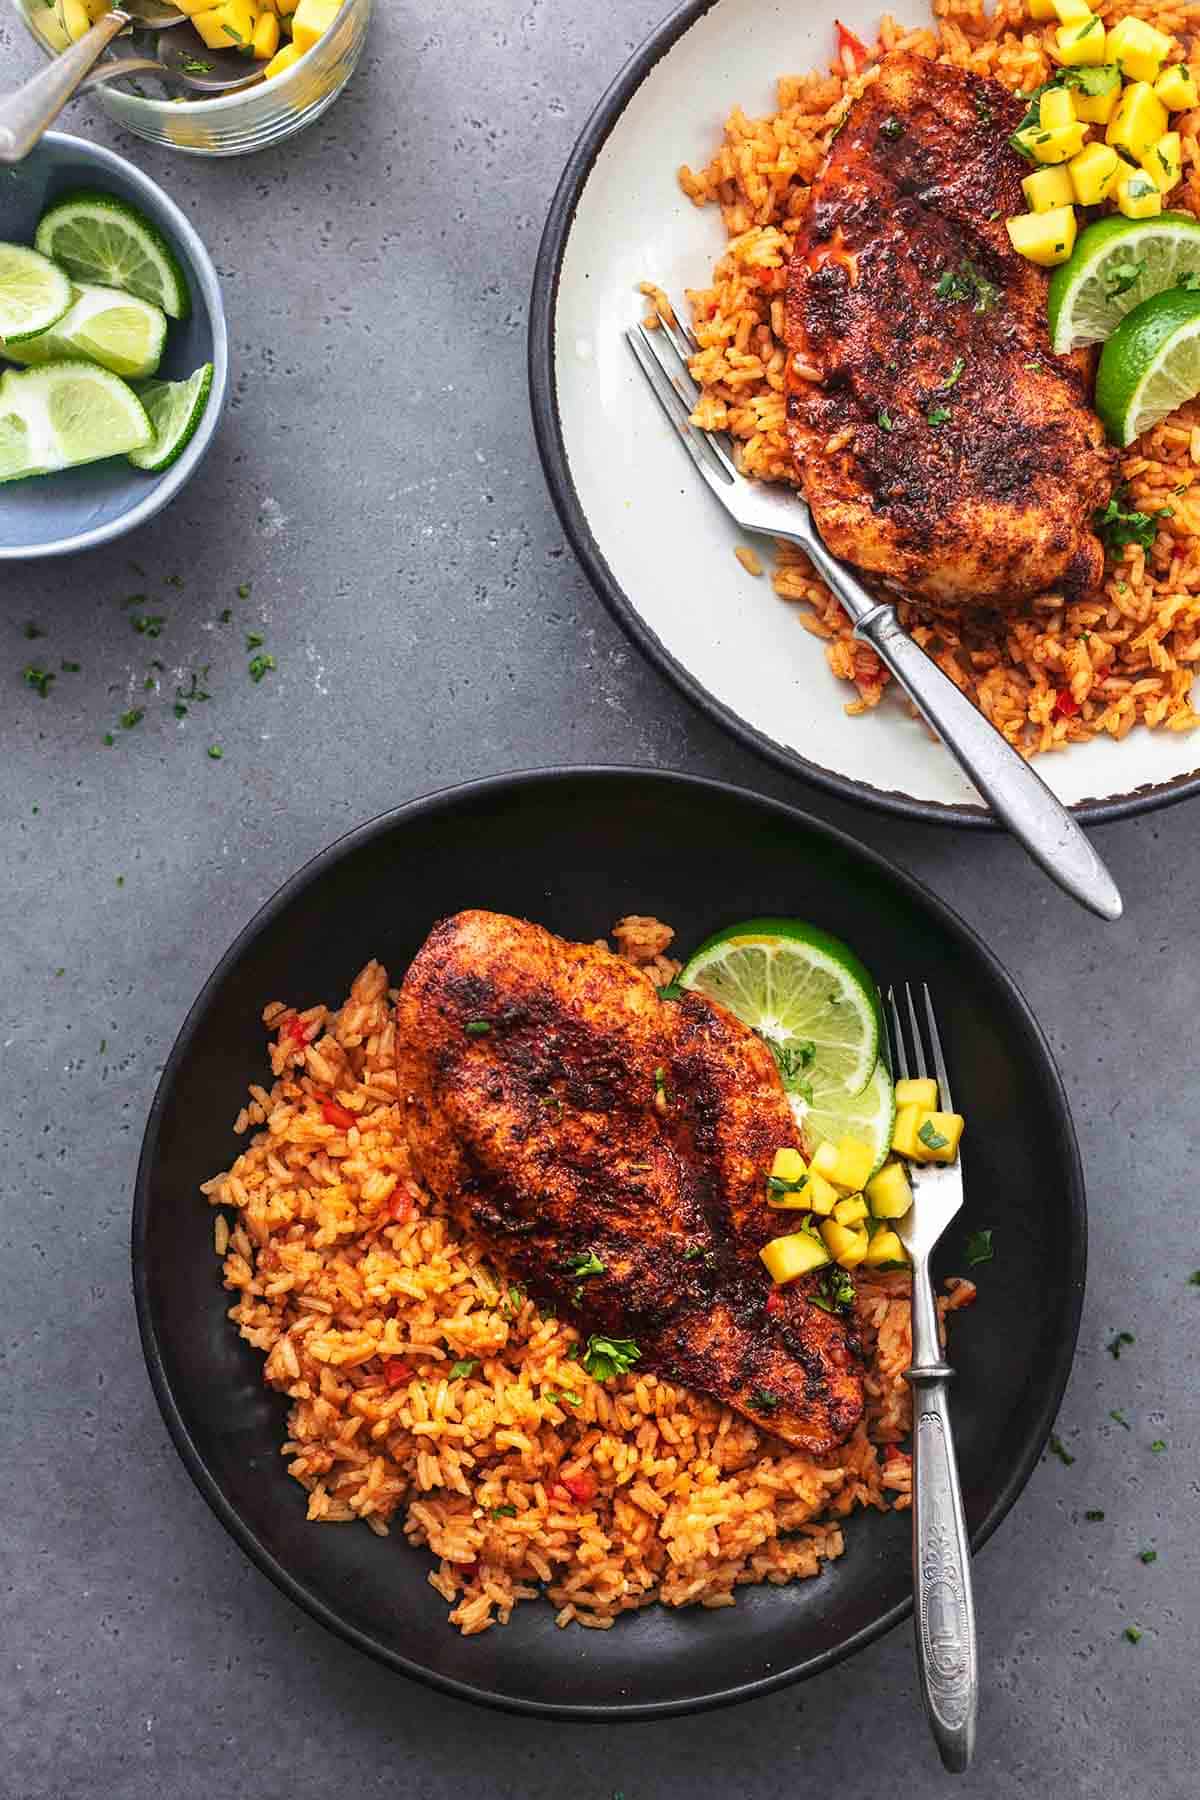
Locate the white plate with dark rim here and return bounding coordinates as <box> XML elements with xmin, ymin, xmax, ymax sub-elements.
<box><xmin>528</xmin><ymin>0</ymin><xmax>1200</xmax><ymax>827</ymax></box>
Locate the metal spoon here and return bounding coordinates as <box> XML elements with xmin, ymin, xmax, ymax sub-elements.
<box><xmin>0</xmin><ymin>4</ymin><xmax>260</xmax><ymax>162</ymax></box>
<box><xmin>87</xmin><ymin>34</ymin><xmax>266</xmax><ymax>97</ymax></box>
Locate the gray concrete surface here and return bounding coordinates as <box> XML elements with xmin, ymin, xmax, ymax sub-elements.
<box><xmin>2</xmin><ymin>4</ymin><xmax>1196</xmax><ymax>1796</ymax></box>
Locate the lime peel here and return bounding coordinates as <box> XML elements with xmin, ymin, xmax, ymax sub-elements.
<box><xmin>1095</xmin><ymin>287</ymin><xmax>1200</xmax><ymax>446</ymax></box>
<box><xmin>1048</xmin><ymin>212</ymin><xmax>1200</xmax><ymax>354</ymax></box>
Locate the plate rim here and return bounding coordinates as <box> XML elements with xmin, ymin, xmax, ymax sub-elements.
<box><xmin>526</xmin><ymin>0</ymin><xmax>1200</xmax><ymax>828</ymax></box>
<box><xmin>132</xmin><ymin>764</ymin><xmax>1087</xmax><ymax>1720</ymax></box>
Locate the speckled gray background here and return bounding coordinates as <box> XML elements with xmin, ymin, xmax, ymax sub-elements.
<box><xmin>3</xmin><ymin>4</ymin><xmax>1197</xmax><ymax>1795</ymax></box>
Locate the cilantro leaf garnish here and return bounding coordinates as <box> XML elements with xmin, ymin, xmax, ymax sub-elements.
<box><xmin>1107</xmin><ymin>1330</ymin><xmax>1135</xmax><ymax>1359</ymax></box>
<box><xmin>1048</xmin><ymin>1432</ymin><xmax>1075</xmax><ymax>1466</ymax></box>
<box><xmin>581</xmin><ymin>1335</ymin><xmax>641</xmax><ymax>1380</ymax></box>
<box><xmin>918</xmin><ymin>1119</ymin><xmax>950</xmax><ymax>1150</ymax></box>
<box><xmin>564</xmin><ymin>1248</ymin><xmax>605</xmax><ymax>1278</ymax></box>
<box><xmin>964</xmin><ymin>1229</ymin><xmax>993</xmax><ymax>1266</ymax></box>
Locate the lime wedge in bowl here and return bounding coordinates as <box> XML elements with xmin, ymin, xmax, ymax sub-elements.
<box><xmin>678</xmin><ymin>917</ymin><xmax>883</xmax><ymax>1096</ymax></box>
<box><xmin>1047</xmin><ymin>213</ymin><xmax>1200</xmax><ymax>354</ymax></box>
<box><xmin>35</xmin><ymin>192</ymin><xmax>190</xmax><ymax>321</ymax></box>
<box><xmin>6</xmin><ymin>283</ymin><xmax>168</xmax><ymax>380</ymax></box>
<box><xmin>129</xmin><ymin>364</ymin><xmax>214</xmax><ymax>472</ymax></box>
<box><xmin>0</xmin><ymin>361</ymin><xmax>151</xmax><ymax>483</ymax></box>
<box><xmin>1095</xmin><ymin>287</ymin><xmax>1200</xmax><ymax>447</ymax></box>
<box><xmin>801</xmin><ymin>1058</ymin><xmax>895</xmax><ymax>1179</ymax></box>
<box><xmin>0</xmin><ymin>241</ymin><xmax>72</xmax><ymax>344</ymax></box>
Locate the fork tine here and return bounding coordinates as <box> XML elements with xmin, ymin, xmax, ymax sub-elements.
<box><xmin>905</xmin><ymin>984</ymin><xmax>926</xmax><ymax>1081</ymax></box>
<box><xmin>631</xmin><ymin>315</ymin><xmax>742</xmax><ymax>485</ymax></box>
<box><xmin>885</xmin><ymin>987</ymin><xmax>909</xmax><ymax>1081</ymax></box>
<box><xmin>922</xmin><ymin>983</ymin><xmax>953</xmax><ymax>1111</ymax></box>
<box><xmin>625</xmin><ymin>325</ymin><xmax>736</xmax><ymax>491</ymax></box>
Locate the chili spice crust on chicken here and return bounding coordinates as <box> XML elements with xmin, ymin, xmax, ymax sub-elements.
<box><xmin>785</xmin><ymin>50</ymin><xmax>1115</xmax><ymax>608</ymax></box>
<box><xmin>395</xmin><ymin>909</ymin><xmax>864</xmax><ymax>1455</ymax></box>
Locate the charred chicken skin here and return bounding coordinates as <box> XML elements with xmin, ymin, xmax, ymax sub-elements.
<box><xmin>395</xmin><ymin>910</ymin><xmax>863</xmax><ymax>1454</ymax></box>
<box><xmin>784</xmin><ymin>50</ymin><xmax>1114</xmax><ymax>607</ymax></box>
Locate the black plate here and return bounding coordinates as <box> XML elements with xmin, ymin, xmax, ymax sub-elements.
<box><xmin>527</xmin><ymin>0</ymin><xmax>1200</xmax><ymax>829</ymax></box>
<box><xmin>133</xmin><ymin>768</ymin><xmax>1085</xmax><ymax>1719</ymax></box>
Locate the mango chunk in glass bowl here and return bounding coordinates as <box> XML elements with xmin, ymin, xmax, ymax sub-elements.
<box><xmin>14</xmin><ymin>0</ymin><xmax>372</xmax><ymax>155</ymax></box>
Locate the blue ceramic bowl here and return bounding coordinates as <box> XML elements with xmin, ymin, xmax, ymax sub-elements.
<box><xmin>0</xmin><ymin>133</ymin><xmax>227</xmax><ymax>561</ymax></box>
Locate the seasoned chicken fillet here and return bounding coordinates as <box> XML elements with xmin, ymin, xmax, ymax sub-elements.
<box><xmin>784</xmin><ymin>51</ymin><xmax>1114</xmax><ymax>607</ymax></box>
<box><xmin>396</xmin><ymin>910</ymin><xmax>863</xmax><ymax>1454</ymax></box>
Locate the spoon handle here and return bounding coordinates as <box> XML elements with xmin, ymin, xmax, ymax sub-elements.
<box><xmin>0</xmin><ymin>10</ymin><xmax>130</xmax><ymax>163</ymax></box>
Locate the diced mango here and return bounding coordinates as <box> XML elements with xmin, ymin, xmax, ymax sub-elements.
<box><xmin>1068</xmin><ymin>140</ymin><xmax>1121</xmax><ymax>205</ymax></box>
<box><xmin>166</xmin><ymin>0</ymin><xmax>215</xmax><ymax>13</ymax></box>
<box><xmin>771</xmin><ymin>1147</ymin><xmax>807</xmax><ymax>1186</ymax></box>
<box><xmin>263</xmin><ymin>40</ymin><xmax>304</xmax><ymax>76</ymax></box>
<box><xmin>865</xmin><ymin>1159</ymin><xmax>913</xmax><ymax>1220</ymax></box>
<box><xmin>891</xmin><ymin>1104</ymin><xmax>923</xmax><ymax>1159</ymax></box>
<box><xmin>833</xmin><ymin>1195</ymin><xmax>869</xmax><ymax>1226</ymax></box>
<box><xmin>767</xmin><ymin>1182</ymin><xmax>811</xmax><ymax>1210</ymax></box>
<box><xmin>820</xmin><ymin>1219</ymin><xmax>869</xmax><ymax>1269</ymax></box>
<box><xmin>252</xmin><ymin>9</ymin><xmax>280</xmax><ymax>55</ymax></box>
<box><xmin>1107</xmin><ymin>81</ymin><xmax>1169</xmax><ymax>161</ymax></box>
<box><xmin>1056</xmin><ymin>17</ymin><xmax>1106</xmax><ymax>66</ymax></box>
<box><xmin>1006</xmin><ymin>205</ymin><xmax>1078</xmax><ymax>267</ymax></box>
<box><xmin>1141</xmin><ymin>130</ymin><xmax>1182</xmax><ymax>192</ymax></box>
<box><xmin>760</xmin><ymin>1231</ymin><xmax>831</xmax><ymax>1284</ymax></box>
<box><xmin>1107</xmin><ymin>15</ymin><xmax>1174</xmax><ymax>83</ymax></box>
<box><xmin>1040</xmin><ymin>86</ymin><xmax>1077</xmax><ymax>129</ymax></box>
<box><xmin>61</xmin><ymin>0</ymin><xmax>91</xmax><ymax>41</ymax></box>
<box><xmin>909</xmin><ymin>1111</ymin><xmax>965</xmax><ymax>1163</ymax></box>
<box><xmin>1022</xmin><ymin>165</ymin><xmax>1075</xmax><ymax>212</ymax></box>
<box><xmin>36</xmin><ymin>7</ymin><xmax>71</xmax><ymax>48</ymax></box>
<box><xmin>893</xmin><ymin>1076</ymin><xmax>938</xmax><ymax>1110</ymax></box>
<box><xmin>191</xmin><ymin>0</ymin><xmax>257</xmax><ymax>50</ymax></box>
<box><xmin>291</xmin><ymin>0</ymin><xmax>339</xmax><ymax>53</ymax></box>
<box><xmin>1051</xmin><ymin>0</ymin><xmax>1092</xmax><ymax>24</ymax></box>
<box><xmin>1117</xmin><ymin>169</ymin><xmax>1164</xmax><ymax>217</ymax></box>
<box><xmin>1028</xmin><ymin>0</ymin><xmax>1057</xmax><ymax>15</ymax></box>
<box><xmin>1155</xmin><ymin>63</ymin><xmax>1199</xmax><ymax>110</ymax></box>
<box><xmin>1073</xmin><ymin>72</ymin><xmax>1122</xmax><ymax>124</ymax></box>
<box><xmin>810</xmin><ymin>1135</ymin><xmax>877</xmax><ymax>1194</ymax></box>
<box><xmin>804</xmin><ymin>1171</ymin><xmax>840</xmax><ymax>1218</ymax></box>
<box><xmin>863</xmin><ymin>1229</ymin><xmax>909</xmax><ymax>1268</ymax></box>
<box><xmin>1014</xmin><ymin>122</ymin><xmax>1088</xmax><ymax>164</ymax></box>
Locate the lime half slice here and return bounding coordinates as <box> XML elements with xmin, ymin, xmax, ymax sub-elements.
<box><xmin>35</xmin><ymin>193</ymin><xmax>190</xmax><ymax>321</ymax></box>
<box><xmin>1047</xmin><ymin>213</ymin><xmax>1200</xmax><ymax>354</ymax></box>
<box><xmin>0</xmin><ymin>361</ymin><xmax>151</xmax><ymax>483</ymax></box>
<box><xmin>800</xmin><ymin>1058</ymin><xmax>895</xmax><ymax>1179</ymax></box>
<box><xmin>129</xmin><ymin>363</ymin><xmax>214</xmax><ymax>472</ymax></box>
<box><xmin>679</xmin><ymin>917</ymin><xmax>882</xmax><ymax>1096</ymax></box>
<box><xmin>6</xmin><ymin>282</ymin><xmax>168</xmax><ymax>380</ymax></box>
<box><xmin>1095</xmin><ymin>287</ymin><xmax>1200</xmax><ymax>447</ymax></box>
<box><xmin>0</xmin><ymin>242</ymin><xmax>72</xmax><ymax>345</ymax></box>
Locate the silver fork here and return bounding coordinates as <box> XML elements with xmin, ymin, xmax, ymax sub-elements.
<box><xmin>886</xmin><ymin>983</ymin><xmax>977</xmax><ymax>1773</ymax></box>
<box><xmin>626</xmin><ymin>309</ymin><xmax>1122</xmax><ymax>924</ymax></box>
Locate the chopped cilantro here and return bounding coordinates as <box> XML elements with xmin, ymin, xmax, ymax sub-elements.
<box><xmin>102</xmin><ymin>733</ymin><xmax>114</xmax><ymax>747</ymax></box>
<box><xmin>1139</xmin><ymin>1548</ymin><xmax>1158</xmax><ymax>1564</ymax></box>
<box><xmin>1150</xmin><ymin>1439</ymin><xmax>1167</xmax><ymax>1453</ymax></box>
<box><xmin>964</xmin><ymin>1229</ymin><xmax>993</xmax><ymax>1267</ymax></box>
<box><xmin>942</xmin><ymin>355</ymin><xmax>966</xmax><ymax>390</ymax></box>
<box><xmin>1124</xmin><ymin>1625</ymin><xmax>1143</xmax><ymax>1644</ymax></box>
<box><xmin>653</xmin><ymin>1064</ymin><xmax>670</xmax><ymax>1107</ymax></box>
<box><xmin>248</xmin><ymin>652</ymin><xmax>276</xmax><ymax>683</ymax></box>
<box><xmin>1109</xmin><ymin>1408</ymin><xmax>1130</xmax><ymax>1430</ymax></box>
<box><xmin>927</xmin><ymin>405</ymin><xmax>952</xmax><ymax>428</ymax></box>
<box><xmin>22</xmin><ymin>622</ymin><xmax>44</xmax><ymax>639</ymax></box>
<box><xmin>23</xmin><ymin>664</ymin><xmax>54</xmax><ymax>699</ymax></box>
<box><xmin>173</xmin><ymin>702</ymin><xmax>188</xmax><ymax>720</ymax></box>
<box><xmin>564</xmin><ymin>1249</ymin><xmax>605</xmax><ymax>1278</ymax></box>
<box><xmin>1084</xmin><ymin>1509</ymin><xmax>1105</xmax><ymax>1522</ymax></box>
<box><xmin>237</xmin><ymin>581</ymin><xmax>251</xmax><ymax>599</ymax></box>
<box><xmin>768</xmin><ymin>1040</ymin><xmax>815</xmax><ymax>1089</ymax></box>
<box><xmin>207</xmin><ymin>744</ymin><xmax>223</xmax><ymax>760</ymax></box>
<box><xmin>581</xmin><ymin>1335</ymin><xmax>641</xmax><ymax>1380</ymax></box>
<box><xmin>490</xmin><ymin>1504</ymin><xmax>517</xmax><ymax>1518</ymax></box>
<box><xmin>1107</xmin><ymin>1330</ymin><xmax>1135</xmax><ymax>1359</ymax></box>
<box><xmin>1094</xmin><ymin>492</ymin><xmax>1170</xmax><ymax>555</ymax></box>
<box><xmin>878</xmin><ymin>407</ymin><xmax>894</xmax><ymax>431</ymax></box>
<box><xmin>879</xmin><ymin>115</ymin><xmax>903</xmax><ymax>140</ymax></box>
<box><xmin>447</xmin><ymin>1359</ymin><xmax>478</xmax><ymax>1379</ymax></box>
<box><xmin>767</xmin><ymin>1172</ymin><xmax>808</xmax><ymax>1195</ymax></box>
<box><xmin>683</xmin><ymin>1244</ymin><xmax>705</xmax><ymax>1261</ymax></box>
<box><xmin>119</xmin><ymin>708</ymin><xmax>143</xmax><ymax>730</ymax></box>
<box><xmin>246</xmin><ymin>630</ymin><xmax>264</xmax><ymax>649</ymax></box>
<box><xmin>464</xmin><ymin>1019</ymin><xmax>491</xmax><ymax>1036</ymax></box>
<box><xmin>1048</xmin><ymin>1433</ymin><xmax>1075</xmax><ymax>1466</ymax></box>
<box><xmin>1104</xmin><ymin>258</ymin><xmax>1145</xmax><ymax>301</ymax></box>
<box><xmin>656</xmin><ymin>981</ymin><xmax>683</xmax><ymax>1001</ymax></box>
<box><xmin>752</xmin><ymin>1387</ymin><xmax>782</xmax><ymax>1412</ymax></box>
<box><xmin>61</xmin><ymin>660</ymin><xmax>80</xmax><ymax>673</ymax></box>
<box><xmin>219</xmin><ymin>607</ymin><xmax>232</xmax><ymax>624</ymax></box>
<box><xmin>130</xmin><ymin>613</ymin><xmax>165</xmax><ymax>638</ymax></box>
<box><xmin>919</xmin><ymin>1119</ymin><xmax>950</xmax><ymax>1149</ymax></box>
<box><xmin>1188</xmin><ymin>1270</ymin><xmax>1200</xmax><ymax>1285</ymax></box>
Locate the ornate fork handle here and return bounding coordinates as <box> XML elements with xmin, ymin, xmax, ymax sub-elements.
<box><xmin>907</xmin><ymin>1257</ymin><xmax>977</xmax><ymax>1772</ymax></box>
<box><xmin>0</xmin><ymin>10</ymin><xmax>129</xmax><ymax>163</ymax></box>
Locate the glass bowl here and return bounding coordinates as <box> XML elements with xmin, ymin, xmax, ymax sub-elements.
<box><xmin>14</xmin><ymin>0</ymin><xmax>372</xmax><ymax>156</ymax></box>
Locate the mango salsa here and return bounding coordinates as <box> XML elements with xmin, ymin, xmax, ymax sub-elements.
<box><xmin>893</xmin><ymin>1076</ymin><xmax>938</xmax><ymax>1110</ymax></box>
<box><xmin>1056</xmin><ymin>17</ymin><xmax>1107</xmax><ymax>67</ymax></box>
<box><xmin>820</xmin><ymin>1218</ymin><xmax>869</xmax><ymax>1269</ymax></box>
<box><xmin>1116</xmin><ymin>169</ymin><xmax>1164</xmax><ymax>217</ymax></box>
<box><xmin>865</xmin><ymin>1159</ymin><xmax>912</xmax><ymax>1219</ymax></box>
<box><xmin>1014</xmin><ymin>123</ymin><xmax>1088</xmax><ymax>165</ymax></box>
<box><xmin>1068</xmin><ymin>141</ymin><xmax>1121</xmax><ymax>205</ymax></box>
<box><xmin>1107</xmin><ymin>15</ymin><xmax>1173</xmax><ymax>83</ymax></box>
<box><xmin>1107</xmin><ymin>81</ymin><xmax>1169</xmax><ymax>161</ymax></box>
<box><xmin>1156</xmin><ymin>64</ymin><xmax>1199</xmax><ymax>110</ymax></box>
<box><xmin>1141</xmin><ymin>130</ymin><xmax>1182</xmax><ymax>193</ymax></box>
<box><xmin>1040</xmin><ymin>87</ymin><xmax>1078</xmax><ymax>130</ymax></box>
<box><xmin>291</xmin><ymin>0</ymin><xmax>340</xmax><ymax>53</ymax></box>
<box><xmin>1051</xmin><ymin>0</ymin><xmax>1092</xmax><ymax>24</ymax></box>
<box><xmin>1006</xmin><ymin>205</ymin><xmax>1078</xmax><ymax>267</ymax></box>
<box><xmin>760</xmin><ymin>1231</ymin><xmax>830</xmax><ymax>1283</ymax></box>
<box><xmin>863</xmin><ymin>1229</ymin><xmax>909</xmax><ymax>1268</ymax></box>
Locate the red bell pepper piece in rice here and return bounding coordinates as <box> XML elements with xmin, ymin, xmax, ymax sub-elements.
<box><xmin>321</xmin><ymin>1100</ymin><xmax>358</xmax><ymax>1131</ymax></box>
<box><xmin>835</xmin><ymin>20</ymin><xmax>869</xmax><ymax>72</ymax></box>
<box><xmin>382</xmin><ymin>1357</ymin><xmax>411</xmax><ymax>1388</ymax></box>
<box><xmin>556</xmin><ymin>1471</ymin><xmax>598</xmax><ymax>1504</ymax></box>
<box><xmin>1054</xmin><ymin>689</ymin><xmax>1080</xmax><ymax>718</ymax></box>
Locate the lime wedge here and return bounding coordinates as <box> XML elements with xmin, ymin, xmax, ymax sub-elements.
<box><xmin>129</xmin><ymin>363</ymin><xmax>214</xmax><ymax>472</ymax></box>
<box><xmin>0</xmin><ymin>361</ymin><xmax>151</xmax><ymax>483</ymax></box>
<box><xmin>1047</xmin><ymin>213</ymin><xmax>1200</xmax><ymax>354</ymax></box>
<box><xmin>6</xmin><ymin>282</ymin><xmax>167</xmax><ymax>380</ymax></box>
<box><xmin>34</xmin><ymin>193</ymin><xmax>190</xmax><ymax>321</ymax></box>
<box><xmin>0</xmin><ymin>242</ymin><xmax>72</xmax><ymax>345</ymax></box>
<box><xmin>678</xmin><ymin>917</ymin><xmax>882</xmax><ymax>1096</ymax></box>
<box><xmin>1095</xmin><ymin>287</ymin><xmax>1200</xmax><ymax>447</ymax></box>
<box><xmin>800</xmin><ymin>1058</ymin><xmax>895</xmax><ymax>1179</ymax></box>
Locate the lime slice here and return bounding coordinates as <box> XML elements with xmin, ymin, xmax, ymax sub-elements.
<box><xmin>0</xmin><ymin>242</ymin><xmax>72</xmax><ymax>345</ymax></box>
<box><xmin>799</xmin><ymin>1058</ymin><xmax>895</xmax><ymax>1179</ymax></box>
<box><xmin>678</xmin><ymin>917</ymin><xmax>882</xmax><ymax>1096</ymax></box>
<box><xmin>5</xmin><ymin>283</ymin><xmax>167</xmax><ymax>380</ymax></box>
<box><xmin>129</xmin><ymin>363</ymin><xmax>214</xmax><ymax>472</ymax></box>
<box><xmin>1047</xmin><ymin>213</ymin><xmax>1200</xmax><ymax>354</ymax></box>
<box><xmin>1094</xmin><ymin>287</ymin><xmax>1200</xmax><ymax>447</ymax></box>
<box><xmin>0</xmin><ymin>361</ymin><xmax>151</xmax><ymax>483</ymax></box>
<box><xmin>34</xmin><ymin>193</ymin><xmax>190</xmax><ymax>321</ymax></box>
